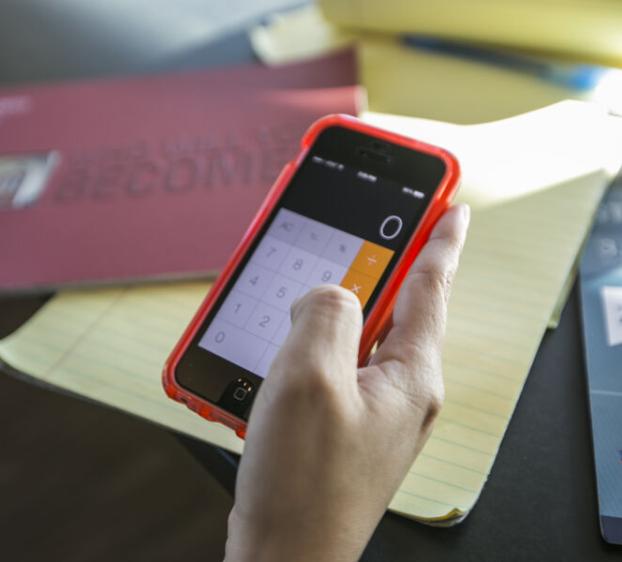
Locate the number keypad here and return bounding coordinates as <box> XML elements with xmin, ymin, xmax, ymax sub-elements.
<box><xmin>199</xmin><ymin>208</ymin><xmax>394</xmax><ymax>378</ymax></box>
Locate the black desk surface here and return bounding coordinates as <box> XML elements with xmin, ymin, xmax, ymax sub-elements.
<box><xmin>1</xmin><ymin>3</ymin><xmax>620</xmax><ymax>560</ymax></box>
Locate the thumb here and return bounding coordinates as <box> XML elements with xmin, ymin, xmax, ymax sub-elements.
<box><xmin>367</xmin><ymin>204</ymin><xmax>469</xmax><ymax>395</ymax></box>
<box><xmin>268</xmin><ymin>285</ymin><xmax>363</xmax><ymax>394</ymax></box>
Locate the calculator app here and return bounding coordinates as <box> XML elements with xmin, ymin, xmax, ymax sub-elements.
<box><xmin>199</xmin><ymin>208</ymin><xmax>394</xmax><ymax>378</ymax></box>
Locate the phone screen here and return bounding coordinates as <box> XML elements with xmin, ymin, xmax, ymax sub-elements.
<box><xmin>175</xmin><ymin>125</ymin><xmax>448</xmax><ymax>417</ymax></box>
<box><xmin>200</xmin><ymin>204</ymin><xmax>398</xmax><ymax>378</ymax></box>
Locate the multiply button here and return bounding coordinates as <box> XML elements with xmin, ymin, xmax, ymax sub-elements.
<box><xmin>339</xmin><ymin>269</ymin><xmax>377</xmax><ymax>308</ymax></box>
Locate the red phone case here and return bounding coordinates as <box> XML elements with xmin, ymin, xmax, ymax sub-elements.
<box><xmin>162</xmin><ymin>114</ymin><xmax>460</xmax><ymax>439</ymax></box>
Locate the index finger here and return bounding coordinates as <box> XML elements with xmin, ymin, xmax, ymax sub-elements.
<box><xmin>368</xmin><ymin>203</ymin><xmax>470</xmax><ymax>378</ymax></box>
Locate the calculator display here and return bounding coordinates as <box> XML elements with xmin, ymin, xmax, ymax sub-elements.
<box><xmin>199</xmin><ymin>207</ymin><xmax>395</xmax><ymax>378</ymax></box>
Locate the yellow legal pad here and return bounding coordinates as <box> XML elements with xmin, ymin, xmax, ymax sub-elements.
<box><xmin>2</xmin><ymin>102</ymin><xmax>621</xmax><ymax>524</ymax></box>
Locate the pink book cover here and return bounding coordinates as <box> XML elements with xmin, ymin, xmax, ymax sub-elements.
<box><xmin>0</xmin><ymin>51</ymin><xmax>361</xmax><ymax>293</ymax></box>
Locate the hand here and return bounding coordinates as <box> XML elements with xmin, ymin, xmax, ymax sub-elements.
<box><xmin>225</xmin><ymin>204</ymin><xmax>470</xmax><ymax>562</ymax></box>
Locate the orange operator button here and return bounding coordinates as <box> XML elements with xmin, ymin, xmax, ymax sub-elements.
<box><xmin>340</xmin><ymin>269</ymin><xmax>378</xmax><ymax>308</ymax></box>
<box><xmin>350</xmin><ymin>241</ymin><xmax>394</xmax><ymax>279</ymax></box>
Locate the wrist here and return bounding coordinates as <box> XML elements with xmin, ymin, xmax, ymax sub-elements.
<box><xmin>224</xmin><ymin>511</ymin><xmax>296</xmax><ymax>562</ymax></box>
<box><xmin>225</xmin><ymin>506</ymin><xmax>316</xmax><ymax>562</ymax></box>
<box><xmin>224</xmin><ymin>505</ymin><xmax>369</xmax><ymax>562</ymax></box>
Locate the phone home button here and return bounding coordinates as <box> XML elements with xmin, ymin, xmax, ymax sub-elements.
<box><xmin>218</xmin><ymin>377</ymin><xmax>256</xmax><ymax>419</ymax></box>
<box><xmin>233</xmin><ymin>386</ymin><xmax>248</xmax><ymax>401</ymax></box>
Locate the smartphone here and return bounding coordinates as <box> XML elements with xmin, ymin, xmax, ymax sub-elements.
<box><xmin>163</xmin><ymin>115</ymin><xmax>460</xmax><ymax>437</ymax></box>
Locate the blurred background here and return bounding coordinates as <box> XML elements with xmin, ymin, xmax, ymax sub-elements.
<box><xmin>0</xmin><ymin>0</ymin><xmax>302</xmax><ymax>83</ymax></box>
<box><xmin>0</xmin><ymin>2</ymin><xmax>302</xmax><ymax>561</ymax></box>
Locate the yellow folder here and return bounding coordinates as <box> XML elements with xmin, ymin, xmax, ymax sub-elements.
<box><xmin>320</xmin><ymin>0</ymin><xmax>622</xmax><ymax>66</ymax></box>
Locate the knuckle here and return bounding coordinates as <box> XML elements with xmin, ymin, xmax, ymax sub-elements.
<box><xmin>415</xmin><ymin>377</ymin><xmax>445</xmax><ymax>431</ymax></box>
<box><xmin>423</xmin><ymin>385</ymin><xmax>445</xmax><ymax>426</ymax></box>
<box><xmin>307</xmin><ymin>369</ymin><xmax>339</xmax><ymax>402</ymax></box>
<box><xmin>282</xmin><ymin>363</ymin><xmax>342</xmax><ymax>408</ymax></box>
<box><xmin>413</xmin><ymin>266</ymin><xmax>454</xmax><ymax>304</ymax></box>
<box><xmin>393</xmin><ymin>368</ymin><xmax>445</xmax><ymax>431</ymax></box>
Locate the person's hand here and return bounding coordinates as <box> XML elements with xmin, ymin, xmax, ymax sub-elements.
<box><xmin>225</xmin><ymin>204</ymin><xmax>470</xmax><ymax>562</ymax></box>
